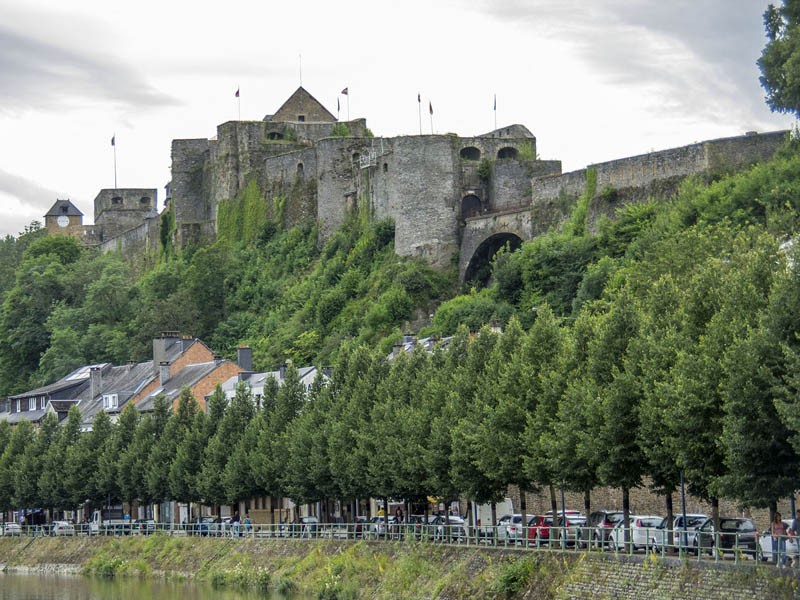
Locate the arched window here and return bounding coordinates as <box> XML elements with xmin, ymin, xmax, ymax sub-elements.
<box><xmin>497</xmin><ymin>147</ymin><xmax>519</xmax><ymax>159</ymax></box>
<box><xmin>111</xmin><ymin>196</ymin><xmax>123</xmax><ymax>205</ymax></box>
<box><xmin>460</xmin><ymin>147</ymin><xmax>481</xmax><ymax>161</ymax></box>
<box><xmin>461</xmin><ymin>194</ymin><xmax>482</xmax><ymax>219</ymax></box>
<box><xmin>140</xmin><ymin>196</ymin><xmax>151</xmax><ymax>206</ymax></box>
<box><xmin>296</xmin><ymin>163</ymin><xmax>304</xmax><ymax>177</ymax></box>
<box><xmin>267</xmin><ymin>132</ymin><xmax>284</xmax><ymax>140</ymax></box>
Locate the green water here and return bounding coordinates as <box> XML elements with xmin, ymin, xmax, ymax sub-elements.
<box><xmin>0</xmin><ymin>572</ymin><xmax>306</xmax><ymax>599</ymax></box>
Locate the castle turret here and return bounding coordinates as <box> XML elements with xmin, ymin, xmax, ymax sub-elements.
<box><xmin>44</xmin><ymin>199</ymin><xmax>83</xmax><ymax>236</ymax></box>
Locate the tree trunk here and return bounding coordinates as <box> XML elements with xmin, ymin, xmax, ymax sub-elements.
<box><xmin>622</xmin><ymin>487</ymin><xmax>630</xmax><ymax>551</ymax></box>
<box><xmin>664</xmin><ymin>493</ymin><xmax>674</xmax><ymax>554</ymax></box>
<box><xmin>520</xmin><ymin>491</ymin><xmax>528</xmax><ymax>545</ymax></box>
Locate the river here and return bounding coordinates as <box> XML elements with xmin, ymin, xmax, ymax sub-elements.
<box><xmin>0</xmin><ymin>572</ymin><xmax>306</xmax><ymax>599</ymax></box>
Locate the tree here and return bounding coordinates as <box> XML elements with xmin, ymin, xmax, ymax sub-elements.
<box><xmin>97</xmin><ymin>404</ymin><xmax>139</xmax><ymax>506</ymax></box>
<box><xmin>0</xmin><ymin>421</ymin><xmax>34</xmax><ymax>515</ymax></box>
<box><xmin>39</xmin><ymin>406</ymin><xmax>82</xmax><ymax>510</ymax></box>
<box><xmin>65</xmin><ymin>410</ymin><xmax>113</xmax><ymax>507</ymax></box>
<box><xmin>759</xmin><ymin>1</ymin><xmax>800</xmax><ymax>117</ymax></box>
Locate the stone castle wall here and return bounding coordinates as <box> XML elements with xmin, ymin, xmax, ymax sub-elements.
<box><xmin>97</xmin><ymin>216</ymin><xmax>160</xmax><ymax>263</ymax></box>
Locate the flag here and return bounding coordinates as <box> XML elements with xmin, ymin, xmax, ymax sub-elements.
<box><xmin>337</xmin><ymin>97</ymin><xmax>340</xmax><ymax>112</ymax></box>
<box><xmin>111</xmin><ymin>135</ymin><xmax>115</xmax><ymax>146</ymax></box>
<box><xmin>429</xmin><ymin>101</ymin><xmax>433</xmax><ymax>115</ymax></box>
<box><xmin>341</xmin><ymin>87</ymin><xmax>349</xmax><ymax>95</ymax></box>
<box><xmin>235</xmin><ymin>88</ymin><xmax>240</xmax><ymax>98</ymax></box>
<box><xmin>417</xmin><ymin>93</ymin><xmax>421</xmax><ymax>103</ymax></box>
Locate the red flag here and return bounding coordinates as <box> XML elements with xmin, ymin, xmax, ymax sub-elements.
<box><xmin>235</xmin><ymin>88</ymin><xmax>240</xmax><ymax>98</ymax></box>
<box><xmin>429</xmin><ymin>101</ymin><xmax>433</xmax><ymax>115</ymax></box>
<box><xmin>341</xmin><ymin>87</ymin><xmax>349</xmax><ymax>95</ymax></box>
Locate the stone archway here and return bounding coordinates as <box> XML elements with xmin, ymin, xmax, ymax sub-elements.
<box><xmin>461</xmin><ymin>194</ymin><xmax>482</xmax><ymax>219</ymax></box>
<box><xmin>463</xmin><ymin>232</ymin><xmax>523</xmax><ymax>286</ymax></box>
<box><xmin>497</xmin><ymin>147</ymin><xmax>519</xmax><ymax>159</ymax></box>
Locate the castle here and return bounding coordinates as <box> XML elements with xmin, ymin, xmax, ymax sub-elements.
<box><xmin>46</xmin><ymin>87</ymin><xmax>789</xmax><ymax>279</ymax></box>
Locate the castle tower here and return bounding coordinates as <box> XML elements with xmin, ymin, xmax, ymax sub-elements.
<box><xmin>44</xmin><ymin>199</ymin><xmax>84</xmax><ymax>236</ymax></box>
<box><xmin>93</xmin><ymin>188</ymin><xmax>158</xmax><ymax>241</ymax></box>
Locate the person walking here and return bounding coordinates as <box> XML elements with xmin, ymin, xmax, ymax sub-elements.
<box><xmin>772</xmin><ymin>512</ymin><xmax>789</xmax><ymax>566</ymax></box>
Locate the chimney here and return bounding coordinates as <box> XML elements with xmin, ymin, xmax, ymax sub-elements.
<box><xmin>279</xmin><ymin>363</ymin><xmax>287</xmax><ymax>380</ymax></box>
<box><xmin>159</xmin><ymin>361</ymin><xmax>170</xmax><ymax>385</ymax></box>
<box><xmin>237</xmin><ymin>345</ymin><xmax>253</xmax><ymax>372</ymax></box>
<box><xmin>392</xmin><ymin>344</ymin><xmax>402</xmax><ymax>356</ymax></box>
<box><xmin>403</xmin><ymin>333</ymin><xmax>415</xmax><ymax>343</ymax></box>
<box><xmin>90</xmin><ymin>366</ymin><xmax>101</xmax><ymax>399</ymax></box>
<box><xmin>181</xmin><ymin>336</ymin><xmax>193</xmax><ymax>351</ymax></box>
<box><xmin>152</xmin><ymin>332</ymin><xmax>180</xmax><ymax>377</ymax></box>
<box><xmin>238</xmin><ymin>371</ymin><xmax>253</xmax><ymax>383</ymax></box>
<box><xmin>322</xmin><ymin>366</ymin><xmax>333</xmax><ymax>379</ymax></box>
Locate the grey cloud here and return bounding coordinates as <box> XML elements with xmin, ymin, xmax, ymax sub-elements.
<box><xmin>468</xmin><ymin>0</ymin><xmax>773</xmax><ymax>123</ymax></box>
<box><xmin>0</xmin><ymin>25</ymin><xmax>178</xmax><ymax>115</ymax></box>
<box><xmin>0</xmin><ymin>168</ymin><xmax>70</xmax><ymax>236</ymax></box>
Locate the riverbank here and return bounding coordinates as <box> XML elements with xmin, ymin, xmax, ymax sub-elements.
<box><xmin>0</xmin><ymin>536</ymin><xmax>798</xmax><ymax>599</ymax></box>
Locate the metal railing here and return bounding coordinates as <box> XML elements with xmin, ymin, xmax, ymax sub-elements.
<box><xmin>1</xmin><ymin>521</ymin><xmax>791</xmax><ymax>566</ymax></box>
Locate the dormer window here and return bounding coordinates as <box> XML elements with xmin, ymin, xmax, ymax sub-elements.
<box><xmin>103</xmin><ymin>394</ymin><xmax>119</xmax><ymax>410</ymax></box>
<box><xmin>60</xmin><ymin>205</ymin><xmax>69</xmax><ymax>214</ymax></box>
<box><xmin>29</xmin><ymin>398</ymin><xmax>35</xmax><ymax>411</ymax></box>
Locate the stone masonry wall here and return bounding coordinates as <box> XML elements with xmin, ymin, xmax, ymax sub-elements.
<box><xmin>368</xmin><ymin>135</ymin><xmax>461</xmax><ymax>269</ymax></box>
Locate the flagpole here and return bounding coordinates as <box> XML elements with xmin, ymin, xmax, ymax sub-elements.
<box><xmin>418</xmin><ymin>93</ymin><xmax>422</xmax><ymax>135</ymax></box>
<box><xmin>429</xmin><ymin>102</ymin><xmax>434</xmax><ymax>134</ymax></box>
<box><xmin>112</xmin><ymin>134</ymin><xmax>117</xmax><ymax>190</ymax></box>
<box><xmin>494</xmin><ymin>94</ymin><xmax>497</xmax><ymax>130</ymax></box>
<box><xmin>238</xmin><ymin>85</ymin><xmax>241</xmax><ymax>120</ymax></box>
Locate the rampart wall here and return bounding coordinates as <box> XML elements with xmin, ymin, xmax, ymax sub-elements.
<box><xmin>532</xmin><ymin>131</ymin><xmax>788</xmax><ymax>206</ymax></box>
<box><xmin>97</xmin><ymin>216</ymin><xmax>160</xmax><ymax>260</ymax></box>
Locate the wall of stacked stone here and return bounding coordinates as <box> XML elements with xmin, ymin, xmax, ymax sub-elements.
<box><xmin>170</xmin><ymin>138</ymin><xmax>211</xmax><ymax>246</ymax></box>
<box><xmin>491</xmin><ymin>160</ymin><xmax>534</xmax><ymax>210</ymax></box>
<box><xmin>557</xmin><ymin>554</ymin><xmax>796</xmax><ymax>600</ymax></box>
<box><xmin>262</xmin><ymin>147</ymin><xmax>319</xmax><ymax>227</ymax></box>
<box><xmin>366</xmin><ymin>135</ymin><xmax>461</xmax><ymax>268</ymax></box>
<box><xmin>531</xmin><ymin>131</ymin><xmax>788</xmax><ymax>208</ymax></box>
<box><xmin>98</xmin><ymin>216</ymin><xmax>159</xmax><ymax>260</ymax></box>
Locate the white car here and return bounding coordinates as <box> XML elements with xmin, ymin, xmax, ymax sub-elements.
<box><xmin>650</xmin><ymin>513</ymin><xmax>707</xmax><ymax>552</ymax></box>
<box><xmin>758</xmin><ymin>520</ymin><xmax>798</xmax><ymax>562</ymax></box>
<box><xmin>51</xmin><ymin>520</ymin><xmax>75</xmax><ymax>536</ymax></box>
<box><xmin>2</xmin><ymin>522</ymin><xmax>22</xmax><ymax>536</ymax></box>
<box><xmin>609</xmin><ymin>516</ymin><xmax>663</xmax><ymax>551</ymax></box>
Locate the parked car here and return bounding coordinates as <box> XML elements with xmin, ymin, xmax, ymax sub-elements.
<box><xmin>497</xmin><ymin>514</ymin><xmax>532</xmax><ymax>543</ymax></box>
<box><xmin>529</xmin><ymin>515</ymin><xmax>554</xmax><ymax>544</ymax></box>
<box><xmin>758</xmin><ymin>520</ymin><xmax>798</xmax><ymax>562</ymax></box>
<box><xmin>2</xmin><ymin>522</ymin><xmax>22</xmax><ymax>536</ymax></box>
<box><xmin>651</xmin><ymin>513</ymin><xmax>707</xmax><ymax>552</ymax></box>
<box><xmin>429</xmin><ymin>515</ymin><xmax>467</xmax><ymax>542</ymax></box>
<box><xmin>694</xmin><ymin>517</ymin><xmax>758</xmax><ymax>557</ymax></box>
<box><xmin>51</xmin><ymin>520</ymin><xmax>75</xmax><ymax>536</ymax></box>
<box><xmin>609</xmin><ymin>516</ymin><xmax>663</xmax><ymax>551</ymax></box>
<box><xmin>555</xmin><ymin>514</ymin><xmax>587</xmax><ymax>547</ymax></box>
<box><xmin>582</xmin><ymin>510</ymin><xmax>625</xmax><ymax>547</ymax></box>
<box><xmin>366</xmin><ymin>515</ymin><xmax>396</xmax><ymax>538</ymax></box>
<box><xmin>133</xmin><ymin>519</ymin><xmax>157</xmax><ymax>535</ymax></box>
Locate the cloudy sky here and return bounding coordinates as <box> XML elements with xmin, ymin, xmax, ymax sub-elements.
<box><xmin>0</xmin><ymin>0</ymin><xmax>792</xmax><ymax>238</ymax></box>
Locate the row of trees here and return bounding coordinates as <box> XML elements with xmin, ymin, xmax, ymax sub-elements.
<box><xmin>2</xmin><ymin>218</ymin><xmax>800</xmax><ymax>531</ymax></box>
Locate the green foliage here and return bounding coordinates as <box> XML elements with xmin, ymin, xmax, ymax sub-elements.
<box><xmin>432</xmin><ymin>288</ymin><xmax>512</xmax><ymax>335</ymax></box>
<box><xmin>563</xmin><ymin>167</ymin><xmax>596</xmax><ymax>237</ymax></box>
<box><xmin>477</xmin><ymin>158</ymin><xmax>492</xmax><ymax>182</ymax></box>
<box><xmin>492</xmin><ymin>557</ymin><xmax>536</xmax><ymax>598</ymax></box>
<box><xmin>759</xmin><ymin>1</ymin><xmax>800</xmax><ymax>117</ymax></box>
<box><xmin>330</xmin><ymin>123</ymin><xmax>352</xmax><ymax>137</ymax></box>
<box><xmin>518</xmin><ymin>140</ymin><xmax>537</xmax><ymax>161</ymax></box>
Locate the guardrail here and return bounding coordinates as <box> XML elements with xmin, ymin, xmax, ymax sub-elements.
<box><xmin>1</xmin><ymin>521</ymin><xmax>793</xmax><ymax>567</ymax></box>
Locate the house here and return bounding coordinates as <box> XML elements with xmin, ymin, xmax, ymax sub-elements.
<box><xmin>214</xmin><ymin>346</ymin><xmax>329</xmax><ymax>405</ymax></box>
<box><xmin>0</xmin><ymin>363</ymin><xmax>109</xmax><ymax>426</ymax></box>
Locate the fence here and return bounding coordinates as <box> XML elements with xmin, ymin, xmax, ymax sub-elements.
<box><xmin>0</xmin><ymin>520</ymin><xmax>793</xmax><ymax>567</ymax></box>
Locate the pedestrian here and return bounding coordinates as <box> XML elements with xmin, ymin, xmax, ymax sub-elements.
<box><xmin>243</xmin><ymin>513</ymin><xmax>252</xmax><ymax>536</ymax></box>
<box><xmin>789</xmin><ymin>509</ymin><xmax>800</xmax><ymax>567</ymax></box>
<box><xmin>231</xmin><ymin>511</ymin><xmax>240</xmax><ymax>537</ymax></box>
<box><xmin>772</xmin><ymin>511</ymin><xmax>788</xmax><ymax>566</ymax></box>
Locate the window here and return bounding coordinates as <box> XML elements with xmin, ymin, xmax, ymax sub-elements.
<box><xmin>16</xmin><ymin>399</ymin><xmax>20</xmax><ymax>412</ymax></box>
<box><xmin>40</xmin><ymin>397</ymin><xmax>45</xmax><ymax>409</ymax></box>
<box><xmin>140</xmin><ymin>196</ymin><xmax>151</xmax><ymax>206</ymax></box>
<box><xmin>111</xmin><ymin>196</ymin><xmax>123</xmax><ymax>205</ymax></box>
<box><xmin>103</xmin><ymin>394</ymin><xmax>119</xmax><ymax>410</ymax></box>
<box><xmin>29</xmin><ymin>398</ymin><xmax>35</xmax><ymax>411</ymax></box>
<box><xmin>297</xmin><ymin>115</ymin><xmax>305</xmax><ymax>122</ymax></box>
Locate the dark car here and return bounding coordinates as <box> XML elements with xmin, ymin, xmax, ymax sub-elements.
<box><xmin>694</xmin><ymin>517</ymin><xmax>758</xmax><ymax>556</ymax></box>
<box><xmin>581</xmin><ymin>510</ymin><xmax>625</xmax><ymax>548</ymax></box>
<box><xmin>133</xmin><ymin>519</ymin><xmax>157</xmax><ymax>535</ymax></box>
